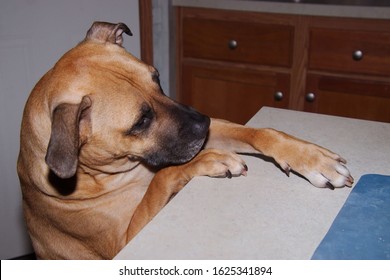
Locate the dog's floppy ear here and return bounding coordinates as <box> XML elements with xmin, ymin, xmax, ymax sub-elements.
<box><xmin>85</xmin><ymin>21</ymin><xmax>132</xmax><ymax>46</ymax></box>
<box><xmin>45</xmin><ymin>96</ymin><xmax>92</xmax><ymax>179</ymax></box>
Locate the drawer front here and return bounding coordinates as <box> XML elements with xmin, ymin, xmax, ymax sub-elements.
<box><xmin>305</xmin><ymin>74</ymin><xmax>390</xmax><ymax>122</ymax></box>
<box><xmin>309</xmin><ymin>28</ymin><xmax>390</xmax><ymax>76</ymax></box>
<box><xmin>182</xmin><ymin>18</ymin><xmax>293</xmax><ymax>67</ymax></box>
<box><xmin>180</xmin><ymin>64</ymin><xmax>290</xmax><ymax>124</ymax></box>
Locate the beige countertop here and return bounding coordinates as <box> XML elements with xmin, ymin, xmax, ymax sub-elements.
<box><xmin>115</xmin><ymin>107</ymin><xmax>390</xmax><ymax>259</ymax></box>
<box><xmin>172</xmin><ymin>0</ymin><xmax>390</xmax><ymax>19</ymax></box>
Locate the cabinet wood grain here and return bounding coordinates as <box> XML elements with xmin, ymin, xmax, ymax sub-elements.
<box><xmin>182</xmin><ymin>63</ymin><xmax>289</xmax><ymax>124</ymax></box>
<box><xmin>176</xmin><ymin>7</ymin><xmax>390</xmax><ymax>123</ymax></box>
<box><xmin>183</xmin><ymin>18</ymin><xmax>294</xmax><ymax>67</ymax></box>
<box><xmin>305</xmin><ymin>74</ymin><xmax>390</xmax><ymax>122</ymax></box>
<box><xmin>309</xmin><ymin>28</ymin><xmax>390</xmax><ymax>76</ymax></box>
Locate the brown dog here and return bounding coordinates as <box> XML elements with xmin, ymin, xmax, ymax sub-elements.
<box><xmin>17</xmin><ymin>22</ymin><xmax>353</xmax><ymax>259</ymax></box>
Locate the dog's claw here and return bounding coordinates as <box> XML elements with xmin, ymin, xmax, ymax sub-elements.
<box><xmin>346</xmin><ymin>175</ymin><xmax>354</xmax><ymax>187</ymax></box>
<box><xmin>326</xmin><ymin>181</ymin><xmax>335</xmax><ymax>190</ymax></box>
<box><xmin>283</xmin><ymin>165</ymin><xmax>291</xmax><ymax>177</ymax></box>
<box><xmin>338</xmin><ymin>157</ymin><xmax>347</xmax><ymax>164</ymax></box>
<box><xmin>241</xmin><ymin>164</ymin><xmax>249</xmax><ymax>176</ymax></box>
<box><xmin>226</xmin><ymin>170</ymin><xmax>232</xmax><ymax>179</ymax></box>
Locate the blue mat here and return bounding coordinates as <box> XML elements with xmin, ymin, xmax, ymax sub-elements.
<box><xmin>312</xmin><ymin>174</ymin><xmax>390</xmax><ymax>260</ymax></box>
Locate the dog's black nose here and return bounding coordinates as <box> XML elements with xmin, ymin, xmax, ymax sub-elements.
<box><xmin>174</xmin><ymin>103</ymin><xmax>210</xmax><ymax>139</ymax></box>
<box><xmin>181</xmin><ymin>104</ymin><xmax>210</xmax><ymax>138</ymax></box>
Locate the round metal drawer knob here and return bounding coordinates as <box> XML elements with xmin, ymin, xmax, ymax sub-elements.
<box><xmin>352</xmin><ymin>50</ymin><xmax>364</xmax><ymax>61</ymax></box>
<box><xmin>305</xmin><ymin>92</ymin><xmax>316</xmax><ymax>102</ymax></box>
<box><xmin>228</xmin><ymin>40</ymin><xmax>238</xmax><ymax>50</ymax></box>
<box><xmin>274</xmin><ymin>91</ymin><xmax>284</xmax><ymax>101</ymax></box>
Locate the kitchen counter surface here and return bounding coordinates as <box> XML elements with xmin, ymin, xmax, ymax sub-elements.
<box><xmin>173</xmin><ymin>0</ymin><xmax>390</xmax><ymax>19</ymax></box>
<box><xmin>115</xmin><ymin>107</ymin><xmax>390</xmax><ymax>259</ymax></box>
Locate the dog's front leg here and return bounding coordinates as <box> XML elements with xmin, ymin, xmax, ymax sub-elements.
<box><xmin>205</xmin><ymin>118</ymin><xmax>354</xmax><ymax>189</ymax></box>
<box><xmin>126</xmin><ymin>149</ymin><xmax>248</xmax><ymax>242</ymax></box>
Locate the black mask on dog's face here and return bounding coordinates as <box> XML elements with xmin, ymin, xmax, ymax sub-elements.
<box><xmin>142</xmin><ymin>102</ymin><xmax>210</xmax><ymax>168</ymax></box>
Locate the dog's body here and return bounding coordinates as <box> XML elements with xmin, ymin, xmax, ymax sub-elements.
<box><xmin>17</xmin><ymin>22</ymin><xmax>353</xmax><ymax>259</ymax></box>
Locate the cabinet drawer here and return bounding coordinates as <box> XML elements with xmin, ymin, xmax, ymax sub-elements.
<box><xmin>183</xmin><ymin>18</ymin><xmax>293</xmax><ymax>67</ymax></box>
<box><xmin>309</xmin><ymin>28</ymin><xmax>390</xmax><ymax>76</ymax></box>
<box><xmin>180</xmin><ymin>63</ymin><xmax>289</xmax><ymax>124</ymax></box>
<box><xmin>305</xmin><ymin>74</ymin><xmax>390</xmax><ymax>122</ymax></box>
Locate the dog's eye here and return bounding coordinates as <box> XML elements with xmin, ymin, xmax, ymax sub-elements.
<box><xmin>126</xmin><ymin>106</ymin><xmax>154</xmax><ymax>135</ymax></box>
<box><xmin>134</xmin><ymin>115</ymin><xmax>151</xmax><ymax>130</ymax></box>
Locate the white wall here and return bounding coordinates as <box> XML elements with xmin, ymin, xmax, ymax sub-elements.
<box><xmin>0</xmin><ymin>0</ymin><xmax>140</xmax><ymax>259</ymax></box>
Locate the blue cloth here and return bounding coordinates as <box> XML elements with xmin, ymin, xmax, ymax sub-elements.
<box><xmin>312</xmin><ymin>174</ymin><xmax>390</xmax><ymax>260</ymax></box>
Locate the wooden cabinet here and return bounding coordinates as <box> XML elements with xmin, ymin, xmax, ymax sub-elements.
<box><xmin>308</xmin><ymin>27</ymin><xmax>390</xmax><ymax>76</ymax></box>
<box><xmin>305</xmin><ymin>75</ymin><xmax>390</xmax><ymax>121</ymax></box>
<box><xmin>182</xmin><ymin>17</ymin><xmax>294</xmax><ymax>67</ymax></box>
<box><xmin>304</xmin><ymin>17</ymin><xmax>390</xmax><ymax>123</ymax></box>
<box><xmin>176</xmin><ymin>7</ymin><xmax>390</xmax><ymax>124</ymax></box>
<box><xmin>176</xmin><ymin>8</ymin><xmax>295</xmax><ymax>124</ymax></box>
<box><xmin>182</xmin><ymin>64</ymin><xmax>290</xmax><ymax>124</ymax></box>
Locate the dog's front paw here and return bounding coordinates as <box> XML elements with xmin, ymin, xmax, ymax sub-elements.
<box><xmin>305</xmin><ymin>153</ymin><xmax>353</xmax><ymax>190</ymax></box>
<box><xmin>188</xmin><ymin>149</ymin><xmax>248</xmax><ymax>178</ymax></box>
<box><xmin>275</xmin><ymin>143</ymin><xmax>354</xmax><ymax>189</ymax></box>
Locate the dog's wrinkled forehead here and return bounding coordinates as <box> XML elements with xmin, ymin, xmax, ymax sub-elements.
<box><xmin>83</xmin><ymin>22</ymin><xmax>157</xmax><ymax>85</ymax></box>
<box><xmin>56</xmin><ymin>22</ymin><xmax>160</xmax><ymax>100</ymax></box>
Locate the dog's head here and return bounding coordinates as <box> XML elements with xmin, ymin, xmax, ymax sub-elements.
<box><xmin>44</xmin><ymin>22</ymin><xmax>210</xmax><ymax>179</ymax></box>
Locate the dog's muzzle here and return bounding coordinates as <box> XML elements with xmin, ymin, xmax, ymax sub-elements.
<box><xmin>144</xmin><ymin>104</ymin><xmax>210</xmax><ymax>168</ymax></box>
